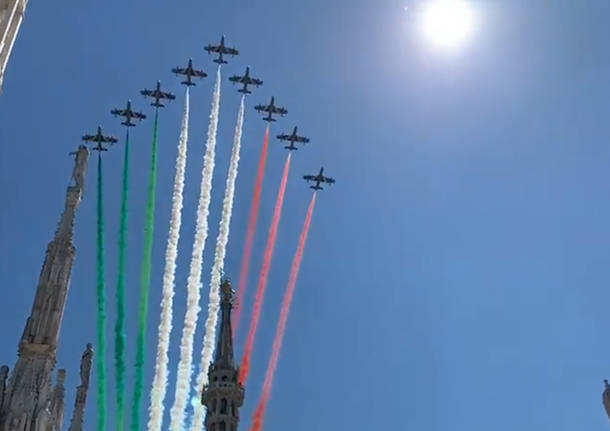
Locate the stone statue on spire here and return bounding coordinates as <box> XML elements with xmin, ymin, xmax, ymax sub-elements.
<box><xmin>603</xmin><ymin>379</ymin><xmax>610</xmax><ymax>421</ymax></box>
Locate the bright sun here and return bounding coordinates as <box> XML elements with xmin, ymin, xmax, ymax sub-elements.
<box><xmin>422</xmin><ymin>0</ymin><xmax>475</xmax><ymax>49</ymax></box>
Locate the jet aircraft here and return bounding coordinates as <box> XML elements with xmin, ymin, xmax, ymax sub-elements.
<box><xmin>172</xmin><ymin>58</ymin><xmax>207</xmax><ymax>86</ymax></box>
<box><xmin>254</xmin><ymin>96</ymin><xmax>287</xmax><ymax>122</ymax></box>
<box><xmin>140</xmin><ymin>81</ymin><xmax>176</xmax><ymax>107</ymax></box>
<box><xmin>82</xmin><ymin>126</ymin><xmax>118</xmax><ymax>152</ymax></box>
<box><xmin>110</xmin><ymin>100</ymin><xmax>146</xmax><ymax>127</ymax></box>
<box><xmin>303</xmin><ymin>167</ymin><xmax>335</xmax><ymax>190</ymax></box>
<box><xmin>277</xmin><ymin>126</ymin><xmax>309</xmax><ymax>151</ymax></box>
<box><xmin>228</xmin><ymin>66</ymin><xmax>263</xmax><ymax>94</ymax></box>
<box><xmin>204</xmin><ymin>35</ymin><xmax>239</xmax><ymax>64</ymax></box>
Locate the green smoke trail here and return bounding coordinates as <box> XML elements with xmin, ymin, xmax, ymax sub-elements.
<box><xmin>131</xmin><ymin>110</ymin><xmax>159</xmax><ymax>431</ymax></box>
<box><xmin>115</xmin><ymin>130</ymin><xmax>130</xmax><ymax>431</ymax></box>
<box><xmin>96</xmin><ymin>153</ymin><xmax>107</xmax><ymax>431</ymax></box>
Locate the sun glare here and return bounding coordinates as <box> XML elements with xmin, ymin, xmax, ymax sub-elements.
<box><xmin>422</xmin><ymin>0</ymin><xmax>475</xmax><ymax>49</ymax></box>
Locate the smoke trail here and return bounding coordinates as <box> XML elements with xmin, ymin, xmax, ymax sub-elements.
<box><xmin>131</xmin><ymin>109</ymin><xmax>160</xmax><ymax>431</ymax></box>
<box><xmin>239</xmin><ymin>153</ymin><xmax>292</xmax><ymax>386</ymax></box>
<box><xmin>234</xmin><ymin>125</ymin><xmax>270</xmax><ymax>334</ymax></box>
<box><xmin>249</xmin><ymin>193</ymin><xmax>317</xmax><ymax>431</ymax></box>
<box><xmin>95</xmin><ymin>153</ymin><xmax>107</xmax><ymax>431</ymax></box>
<box><xmin>115</xmin><ymin>129</ymin><xmax>130</xmax><ymax>431</ymax></box>
<box><xmin>169</xmin><ymin>66</ymin><xmax>222</xmax><ymax>431</ymax></box>
<box><xmin>148</xmin><ymin>88</ymin><xmax>190</xmax><ymax>431</ymax></box>
<box><xmin>190</xmin><ymin>95</ymin><xmax>246</xmax><ymax>431</ymax></box>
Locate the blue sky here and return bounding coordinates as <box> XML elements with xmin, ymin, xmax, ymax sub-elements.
<box><xmin>2</xmin><ymin>0</ymin><xmax>610</xmax><ymax>430</ymax></box>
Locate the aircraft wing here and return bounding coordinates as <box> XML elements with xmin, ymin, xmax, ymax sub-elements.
<box><xmin>324</xmin><ymin>176</ymin><xmax>335</xmax><ymax>184</ymax></box>
<box><xmin>274</xmin><ymin>107</ymin><xmax>288</xmax><ymax>115</ymax></box>
<box><xmin>192</xmin><ymin>69</ymin><xmax>207</xmax><ymax>78</ymax></box>
<box><xmin>105</xmin><ymin>136</ymin><xmax>119</xmax><ymax>144</ymax></box>
<box><xmin>110</xmin><ymin>108</ymin><xmax>125</xmax><ymax>117</ymax></box>
<box><xmin>172</xmin><ymin>67</ymin><xmax>187</xmax><ymax>75</ymax></box>
<box><xmin>205</xmin><ymin>44</ymin><xmax>221</xmax><ymax>54</ymax></box>
<box><xmin>81</xmin><ymin>134</ymin><xmax>95</xmax><ymax>141</ymax></box>
<box><xmin>134</xmin><ymin>112</ymin><xmax>147</xmax><ymax>120</ymax></box>
<box><xmin>222</xmin><ymin>46</ymin><xmax>239</xmax><ymax>55</ymax></box>
<box><xmin>162</xmin><ymin>91</ymin><xmax>176</xmax><ymax>100</ymax></box>
<box><xmin>250</xmin><ymin>78</ymin><xmax>263</xmax><ymax>86</ymax></box>
<box><xmin>276</xmin><ymin>133</ymin><xmax>290</xmax><ymax>141</ymax></box>
<box><xmin>254</xmin><ymin>104</ymin><xmax>270</xmax><ymax>113</ymax></box>
<box><xmin>140</xmin><ymin>89</ymin><xmax>154</xmax><ymax>97</ymax></box>
<box><xmin>303</xmin><ymin>175</ymin><xmax>316</xmax><ymax>181</ymax></box>
<box><xmin>228</xmin><ymin>75</ymin><xmax>243</xmax><ymax>83</ymax></box>
<box><xmin>296</xmin><ymin>136</ymin><xmax>310</xmax><ymax>143</ymax></box>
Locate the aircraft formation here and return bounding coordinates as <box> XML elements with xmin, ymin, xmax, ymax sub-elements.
<box><xmin>77</xmin><ymin>33</ymin><xmax>336</xmax><ymax>431</ymax></box>
<box><xmin>80</xmin><ymin>34</ymin><xmax>335</xmax><ymax>191</ymax></box>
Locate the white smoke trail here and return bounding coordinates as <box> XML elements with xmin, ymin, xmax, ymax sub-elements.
<box><xmin>189</xmin><ymin>95</ymin><xmax>246</xmax><ymax>431</ymax></box>
<box><xmin>147</xmin><ymin>88</ymin><xmax>190</xmax><ymax>431</ymax></box>
<box><xmin>169</xmin><ymin>67</ymin><xmax>222</xmax><ymax>431</ymax></box>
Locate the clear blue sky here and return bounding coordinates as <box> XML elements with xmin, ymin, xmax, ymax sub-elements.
<box><xmin>2</xmin><ymin>0</ymin><xmax>610</xmax><ymax>430</ymax></box>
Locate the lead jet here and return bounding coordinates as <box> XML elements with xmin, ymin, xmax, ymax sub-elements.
<box><xmin>110</xmin><ymin>100</ymin><xmax>146</xmax><ymax>127</ymax></box>
<box><xmin>254</xmin><ymin>96</ymin><xmax>287</xmax><ymax>122</ymax></box>
<box><xmin>204</xmin><ymin>35</ymin><xmax>239</xmax><ymax>64</ymax></box>
<box><xmin>172</xmin><ymin>58</ymin><xmax>207</xmax><ymax>86</ymax></box>
<box><xmin>303</xmin><ymin>167</ymin><xmax>335</xmax><ymax>191</ymax></box>
<box><xmin>228</xmin><ymin>66</ymin><xmax>263</xmax><ymax>94</ymax></box>
<box><xmin>140</xmin><ymin>81</ymin><xmax>176</xmax><ymax>108</ymax></box>
<box><xmin>277</xmin><ymin>126</ymin><xmax>309</xmax><ymax>151</ymax></box>
<box><xmin>82</xmin><ymin>126</ymin><xmax>118</xmax><ymax>152</ymax></box>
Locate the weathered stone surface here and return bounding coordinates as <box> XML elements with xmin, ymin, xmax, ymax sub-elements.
<box><xmin>0</xmin><ymin>366</ymin><xmax>8</xmax><ymax>412</ymax></box>
<box><xmin>0</xmin><ymin>146</ymin><xmax>89</xmax><ymax>431</ymax></box>
<box><xmin>49</xmin><ymin>370</ymin><xmax>65</xmax><ymax>430</ymax></box>
<box><xmin>0</xmin><ymin>0</ymin><xmax>29</xmax><ymax>93</ymax></box>
<box><xmin>67</xmin><ymin>344</ymin><xmax>93</xmax><ymax>431</ymax></box>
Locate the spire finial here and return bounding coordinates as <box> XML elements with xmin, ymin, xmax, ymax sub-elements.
<box><xmin>221</xmin><ymin>278</ymin><xmax>233</xmax><ymax>305</ymax></box>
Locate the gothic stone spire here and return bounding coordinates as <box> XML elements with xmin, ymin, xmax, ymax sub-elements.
<box><xmin>202</xmin><ymin>280</ymin><xmax>245</xmax><ymax>431</ymax></box>
<box><xmin>21</xmin><ymin>145</ymin><xmax>88</xmax><ymax>348</ymax></box>
<box><xmin>48</xmin><ymin>369</ymin><xmax>66</xmax><ymax>430</ymax></box>
<box><xmin>0</xmin><ymin>145</ymin><xmax>89</xmax><ymax>431</ymax></box>
<box><xmin>68</xmin><ymin>344</ymin><xmax>93</xmax><ymax>431</ymax></box>
<box><xmin>0</xmin><ymin>0</ymin><xmax>29</xmax><ymax>93</ymax></box>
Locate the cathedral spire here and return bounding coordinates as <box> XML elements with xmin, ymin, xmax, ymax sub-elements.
<box><xmin>68</xmin><ymin>344</ymin><xmax>93</xmax><ymax>431</ymax></box>
<box><xmin>202</xmin><ymin>280</ymin><xmax>245</xmax><ymax>431</ymax></box>
<box><xmin>0</xmin><ymin>0</ymin><xmax>29</xmax><ymax>94</ymax></box>
<box><xmin>21</xmin><ymin>145</ymin><xmax>89</xmax><ymax>348</ymax></box>
<box><xmin>0</xmin><ymin>145</ymin><xmax>89</xmax><ymax>431</ymax></box>
<box><xmin>215</xmin><ymin>279</ymin><xmax>236</xmax><ymax>369</ymax></box>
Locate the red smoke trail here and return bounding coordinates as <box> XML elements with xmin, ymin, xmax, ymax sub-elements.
<box><xmin>234</xmin><ymin>125</ymin><xmax>270</xmax><ymax>333</ymax></box>
<box><xmin>239</xmin><ymin>152</ymin><xmax>292</xmax><ymax>385</ymax></box>
<box><xmin>249</xmin><ymin>193</ymin><xmax>317</xmax><ymax>431</ymax></box>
